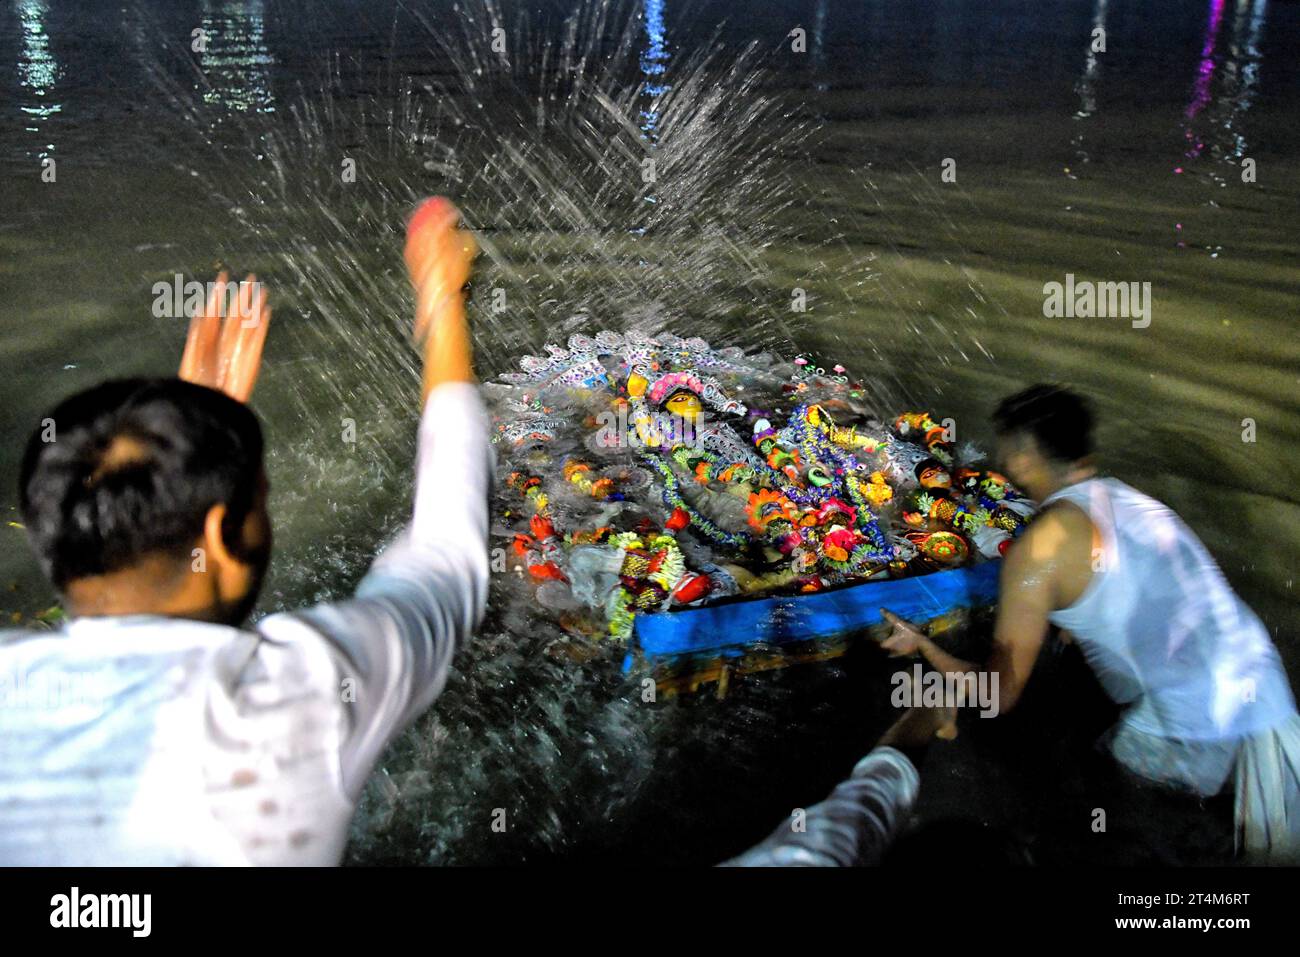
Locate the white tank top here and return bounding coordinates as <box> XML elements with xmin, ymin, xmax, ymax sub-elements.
<box><xmin>1043</xmin><ymin>478</ymin><xmax>1295</xmax><ymax>741</ymax></box>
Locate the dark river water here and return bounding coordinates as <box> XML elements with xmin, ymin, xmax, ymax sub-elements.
<box><xmin>1</xmin><ymin>0</ymin><xmax>1297</xmax><ymax>864</ymax></box>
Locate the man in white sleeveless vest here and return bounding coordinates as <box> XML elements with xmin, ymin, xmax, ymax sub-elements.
<box><xmin>880</xmin><ymin>384</ymin><xmax>1299</xmax><ymax>862</ymax></box>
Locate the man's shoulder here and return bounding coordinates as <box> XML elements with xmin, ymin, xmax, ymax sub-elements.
<box><xmin>1019</xmin><ymin>499</ymin><xmax>1095</xmax><ymax>553</ymax></box>
<box><xmin>0</xmin><ymin>615</ymin><xmax>337</xmax><ymax>693</ymax></box>
<box><xmin>1004</xmin><ymin>499</ymin><xmax>1098</xmax><ymax>606</ymax></box>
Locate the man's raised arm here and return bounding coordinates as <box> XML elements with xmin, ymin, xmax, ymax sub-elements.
<box><xmin>259</xmin><ymin>198</ymin><xmax>491</xmax><ymax>798</ymax></box>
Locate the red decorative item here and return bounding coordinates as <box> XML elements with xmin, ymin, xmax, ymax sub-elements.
<box><xmin>671</xmin><ymin>574</ymin><xmax>712</xmax><ymax>604</ymax></box>
<box><xmin>530</xmin><ymin>514</ymin><xmax>557</xmax><ymax>541</ymax></box>
<box><xmin>529</xmin><ymin>561</ymin><xmax>567</xmax><ymax>582</ymax></box>
<box><xmin>665</xmin><ymin>507</ymin><xmax>690</xmax><ymax>532</ymax></box>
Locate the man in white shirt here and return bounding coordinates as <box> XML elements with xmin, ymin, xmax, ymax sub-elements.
<box><xmin>880</xmin><ymin>384</ymin><xmax>1300</xmax><ymax>862</ymax></box>
<box><xmin>0</xmin><ymin>197</ymin><xmax>489</xmax><ymax>865</ymax></box>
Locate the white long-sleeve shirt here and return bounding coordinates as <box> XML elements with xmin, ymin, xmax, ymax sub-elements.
<box><xmin>0</xmin><ymin>382</ymin><xmax>492</xmax><ymax>866</ymax></box>
<box><xmin>721</xmin><ymin>746</ymin><xmax>920</xmax><ymax>867</ymax></box>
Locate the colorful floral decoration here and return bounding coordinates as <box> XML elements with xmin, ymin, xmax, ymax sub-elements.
<box><xmin>487</xmin><ymin>332</ymin><xmax>1038</xmax><ymax>642</ymax></box>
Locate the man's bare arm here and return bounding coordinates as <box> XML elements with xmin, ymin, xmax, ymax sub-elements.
<box><xmin>880</xmin><ymin>511</ymin><xmax>1067</xmax><ymax>713</ymax></box>
<box><xmin>982</xmin><ymin>517</ymin><xmax>1059</xmax><ymax>713</ymax></box>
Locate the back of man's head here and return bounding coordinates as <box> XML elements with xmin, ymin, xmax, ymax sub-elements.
<box><xmin>992</xmin><ymin>384</ymin><xmax>1094</xmax><ymax>464</ymax></box>
<box><xmin>19</xmin><ymin>378</ymin><xmax>264</xmax><ymax>591</ymax></box>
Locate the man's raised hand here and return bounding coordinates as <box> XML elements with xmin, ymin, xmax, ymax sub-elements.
<box><xmin>178</xmin><ymin>271</ymin><xmax>271</xmax><ymax>403</ymax></box>
<box><xmin>405</xmin><ymin>197</ymin><xmax>478</xmax><ymax>344</ymax></box>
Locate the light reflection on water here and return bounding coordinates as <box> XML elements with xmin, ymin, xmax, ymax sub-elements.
<box><xmin>1172</xmin><ymin>0</ymin><xmax>1270</xmax><ymax>249</ymax></box>
<box><xmin>1181</xmin><ymin>0</ymin><xmax>1267</xmax><ymax>167</ymax></box>
<box><xmin>197</xmin><ymin>0</ymin><xmax>276</xmax><ymax>113</ymax></box>
<box><xmin>16</xmin><ymin>0</ymin><xmax>60</xmax><ymax>154</ymax></box>
<box><xmin>810</xmin><ymin>0</ymin><xmax>826</xmax><ymax>93</ymax></box>
<box><xmin>636</xmin><ymin>0</ymin><xmax>668</xmax><ymax>215</ymax></box>
<box><xmin>1072</xmin><ymin>0</ymin><xmax>1106</xmax><ymax>123</ymax></box>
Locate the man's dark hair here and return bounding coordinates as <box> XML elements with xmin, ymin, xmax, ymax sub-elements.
<box><xmin>992</xmin><ymin>384</ymin><xmax>1093</xmax><ymax>463</ymax></box>
<box><xmin>19</xmin><ymin>378</ymin><xmax>264</xmax><ymax>589</ymax></box>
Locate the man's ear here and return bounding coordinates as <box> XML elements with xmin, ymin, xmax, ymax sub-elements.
<box><xmin>202</xmin><ymin>502</ymin><xmax>235</xmax><ymax>569</ymax></box>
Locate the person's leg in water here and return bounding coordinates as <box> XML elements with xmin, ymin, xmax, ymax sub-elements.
<box><xmin>1085</xmin><ymin>727</ymin><xmax>1236</xmax><ymax>866</ymax></box>
<box><xmin>1003</xmin><ymin>636</ymin><xmax>1233</xmax><ymax>865</ymax></box>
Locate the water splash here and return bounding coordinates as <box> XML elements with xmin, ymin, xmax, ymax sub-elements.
<box><xmin>129</xmin><ymin>0</ymin><xmax>900</xmax><ymax>863</ymax></box>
